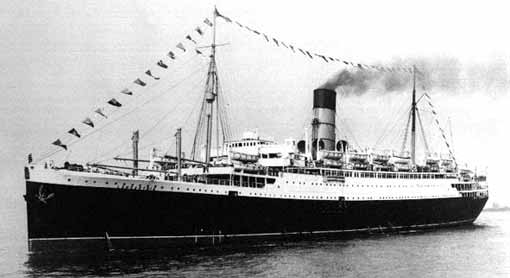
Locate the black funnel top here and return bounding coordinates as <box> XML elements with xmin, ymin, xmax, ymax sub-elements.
<box><xmin>313</xmin><ymin>89</ymin><xmax>336</xmax><ymax>110</ymax></box>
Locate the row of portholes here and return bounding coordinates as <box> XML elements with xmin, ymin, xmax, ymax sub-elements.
<box><xmin>71</xmin><ymin>178</ymin><xmax>220</xmax><ymax>193</ymax></box>
<box><xmin>68</xmin><ymin>178</ymin><xmax>447</xmax><ymax>200</ymax></box>
<box><xmin>283</xmin><ymin>180</ymin><xmax>443</xmax><ymax>189</ymax></box>
<box><xmin>177</xmin><ymin>187</ymin><xmax>222</xmax><ymax>194</ymax></box>
<box><xmin>246</xmin><ymin>192</ymin><xmax>337</xmax><ymax>200</ymax></box>
<box><xmin>286</xmin><ymin>181</ymin><xmax>329</xmax><ymax>186</ymax></box>
<box><xmin>71</xmin><ymin>177</ymin><xmax>227</xmax><ymax>195</ymax></box>
<box><xmin>349</xmin><ymin>196</ymin><xmax>447</xmax><ymax>200</ymax></box>
<box><xmin>118</xmin><ymin>184</ymin><xmax>157</xmax><ymax>191</ymax></box>
<box><xmin>71</xmin><ymin>178</ymin><xmax>159</xmax><ymax>191</ymax></box>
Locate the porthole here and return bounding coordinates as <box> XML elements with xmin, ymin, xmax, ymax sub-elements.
<box><xmin>67</xmin><ymin>178</ymin><xmax>71</xmax><ymax>182</ymax></box>
<box><xmin>93</xmin><ymin>181</ymin><xmax>96</xmax><ymax>184</ymax></box>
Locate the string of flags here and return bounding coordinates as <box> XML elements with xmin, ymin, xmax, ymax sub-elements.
<box><xmin>49</xmin><ymin>15</ymin><xmax>215</xmax><ymax>151</ymax></box>
<box><xmin>213</xmin><ymin>8</ymin><xmax>416</xmax><ymax>74</ymax></box>
<box><xmin>423</xmin><ymin>93</ymin><xmax>456</xmax><ymax>162</ymax></box>
<box><xmin>48</xmin><ymin>8</ymin><xmax>419</xmax><ymax>152</ymax></box>
<box><xmin>95</xmin><ymin>108</ymin><xmax>107</xmax><ymax>118</ymax></box>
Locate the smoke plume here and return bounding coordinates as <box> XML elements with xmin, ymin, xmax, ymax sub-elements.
<box><xmin>320</xmin><ymin>56</ymin><xmax>509</xmax><ymax>95</ymax></box>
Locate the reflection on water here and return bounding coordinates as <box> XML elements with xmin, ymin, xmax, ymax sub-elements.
<box><xmin>0</xmin><ymin>211</ymin><xmax>508</xmax><ymax>277</ymax></box>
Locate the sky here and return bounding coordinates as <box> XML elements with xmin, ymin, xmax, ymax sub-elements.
<box><xmin>1</xmin><ymin>0</ymin><xmax>510</xmax><ymax>212</ymax></box>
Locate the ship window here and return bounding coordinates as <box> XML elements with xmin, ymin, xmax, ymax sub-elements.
<box><xmin>85</xmin><ymin>180</ymin><xmax>88</xmax><ymax>183</ymax></box>
<box><xmin>68</xmin><ymin>178</ymin><xmax>71</xmax><ymax>182</ymax></box>
<box><xmin>93</xmin><ymin>181</ymin><xmax>96</xmax><ymax>183</ymax></box>
<box><xmin>105</xmin><ymin>182</ymin><xmax>108</xmax><ymax>184</ymax></box>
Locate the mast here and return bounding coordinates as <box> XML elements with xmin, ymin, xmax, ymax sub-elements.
<box><xmin>410</xmin><ymin>65</ymin><xmax>417</xmax><ymax>167</ymax></box>
<box><xmin>175</xmin><ymin>128</ymin><xmax>182</xmax><ymax>180</ymax></box>
<box><xmin>204</xmin><ymin>7</ymin><xmax>218</xmax><ymax>167</ymax></box>
<box><xmin>132</xmin><ymin>130</ymin><xmax>139</xmax><ymax>176</ymax></box>
<box><xmin>190</xmin><ymin>7</ymin><xmax>231</xmax><ymax>168</ymax></box>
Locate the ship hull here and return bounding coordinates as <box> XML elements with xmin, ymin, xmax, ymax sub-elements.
<box><xmin>25</xmin><ymin>181</ymin><xmax>487</xmax><ymax>250</ymax></box>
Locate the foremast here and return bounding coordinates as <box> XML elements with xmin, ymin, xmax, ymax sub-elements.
<box><xmin>190</xmin><ymin>7</ymin><xmax>231</xmax><ymax>169</ymax></box>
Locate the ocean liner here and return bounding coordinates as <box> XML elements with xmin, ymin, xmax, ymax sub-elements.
<box><xmin>24</xmin><ymin>8</ymin><xmax>488</xmax><ymax>250</ymax></box>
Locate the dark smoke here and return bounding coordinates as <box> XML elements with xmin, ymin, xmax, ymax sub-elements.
<box><xmin>320</xmin><ymin>56</ymin><xmax>509</xmax><ymax>95</ymax></box>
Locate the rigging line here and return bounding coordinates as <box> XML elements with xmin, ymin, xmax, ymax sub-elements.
<box><xmin>335</xmin><ymin>88</ymin><xmax>359</xmax><ymax>145</ymax></box>
<box><xmin>335</xmin><ymin>116</ymin><xmax>357</xmax><ymax>148</ymax></box>
<box><xmin>416</xmin><ymin>108</ymin><xmax>430</xmax><ymax>155</ymax></box>
<box><xmin>190</xmin><ymin>98</ymin><xmax>207</xmax><ymax>159</ymax></box>
<box><xmin>400</xmin><ymin>111</ymin><xmax>412</xmax><ymax>156</ymax></box>
<box><xmin>41</xmin><ymin>54</ymin><xmax>206</xmax><ymax>159</ymax></box>
<box><xmin>139</xmin><ymin>74</ymin><xmax>208</xmax><ymax>141</ymax></box>
<box><xmin>219</xmin><ymin>95</ymin><xmax>232</xmax><ymax>140</ymax></box>
<box><xmin>190</xmin><ymin>98</ymin><xmax>206</xmax><ymax>158</ymax></box>
<box><xmin>216</xmin><ymin>79</ymin><xmax>232</xmax><ymax>141</ymax></box>
<box><xmin>91</xmin><ymin>129</ymin><xmax>104</xmax><ymax>163</ymax></box>
<box><xmin>373</xmin><ymin>95</ymin><xmax>412</xmax><ymax>149</ymax></box>
<box><xmin>427</xmin><ymin>97</ymin><xmax>456</xmax><ymax>162</ymax></box>
<box><xmin>337</xmin><ymin>121</ymin><xmax>360</xmax><ymax>150</ymax></box>
<box><xmin>216</xmin><ymin>89</ymin><xmax>220</xmax><ymax>157</ymax></box>
<box><xmin>136</xmin><ymin>74</ymin><xmax>205</xmax><ymax>159</ymax></box>
<box><xmin>447</xmin><ymin>116</ymin><xmax>455</xmax><ymax>155</ymax></box>
<box><xmin>183</xmin><ymin>89</ymin><xmax>206</xmax><ymax>124</ymax></box>
<box><xmin>214</xmin><ymin>63</ymin><xmax>233</xmax><ymax>140</ymax></box>
<box><xmin>36</xmin><ymin>63</ymin><xmax>208</xmax><ymax>164</ymax></box>
<box><xmin>35</xmin><ymin>54</ymin><xmax>206</xmax><ymax>163</ymax></box>
<box><xmin>374</xmin><ymin>107</ymin><xmax>411</xmax><ymax>151</ymax></box>
<box><xmin>92</xmin><ymin>73</ymin><xmax>208</xmax><ymax>164</ymax></box>
<box><xmin>335</xmin><ymin>113</ymin><xmax>361</xmax><ymax>149</ymax></box>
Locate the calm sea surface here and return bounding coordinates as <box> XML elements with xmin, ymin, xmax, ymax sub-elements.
<box><xmin>1</xmin><ymin>201</ymin><xmax>509</xmax><ymax>277</ymax></box>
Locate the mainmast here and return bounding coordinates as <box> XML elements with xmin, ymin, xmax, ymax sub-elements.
<box><xmin>410</xmin><ymin>65</ymin><xmax>417</xmax><ymax>166</ymax></box>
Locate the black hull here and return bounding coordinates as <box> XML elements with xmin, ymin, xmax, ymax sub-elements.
<box><xmin>25</xmin><ymin>181</ymin><xmax>487</xmax><ymax>249</ymax></box>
